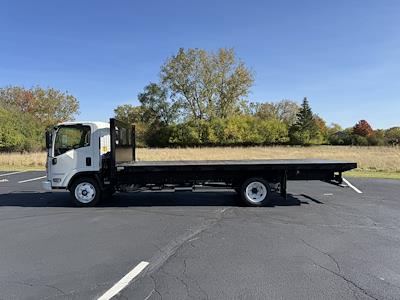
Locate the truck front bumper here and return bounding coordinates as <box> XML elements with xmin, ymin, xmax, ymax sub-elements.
<box><xmin>42</xmin><ymin>180</ymin><xmax>52</xmax><ymax>191</ymax></box>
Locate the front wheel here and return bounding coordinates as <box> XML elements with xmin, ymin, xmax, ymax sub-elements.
<box><xmin>70</xmin><ymin>177</ymin><xmax>101</xmax><ymax>207</ymax></box>
<box><xmin>240</xmin><ymin>177</ymin><xmax>271</xmax><ymax>207</ymax></box>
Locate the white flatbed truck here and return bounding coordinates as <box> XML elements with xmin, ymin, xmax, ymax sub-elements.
<box><xmin>42</xmin><ymin>119</ymin><xmax>357</xmax><ymax>207</ymax></box>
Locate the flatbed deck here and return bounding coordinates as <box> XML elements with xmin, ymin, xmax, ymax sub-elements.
<box><xmin>115</xmin><ymin>159</ymin><xmax>356</xmax><ymax>185</ymax></box>
<box><xmin>117</xmin><ymin>159</ymin><xmax>356</xmax><ymax>174</ymax></box>
<box><xmin>118</xmin><ymin>159</ymin><xmax>355</xmax><ymax>169</ymax></box>
<box><xmin>107</xmin><ymin>118</ymin><xmax>358</xmax><ymax>206</ymax></box>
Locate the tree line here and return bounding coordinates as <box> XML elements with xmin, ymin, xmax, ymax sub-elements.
<box><xmin>115</xmin><ymin>48</ymin><xmax>400</xmax><ymax>148</ymax></box>
<box><xmin>0</xmin><ymin>47</ymin><xmax>399</xmax><ymax>151</ymax></box>
<box><xmin>0</xmin><ymin>86</ymin><xmax>79</xmax><ymax>151</ymax></box>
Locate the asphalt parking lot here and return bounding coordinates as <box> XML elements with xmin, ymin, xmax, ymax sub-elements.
<box><xmin>0</xmin><ymin>171</ymin><xmax>400</xmax><ymax>300</ymax></box>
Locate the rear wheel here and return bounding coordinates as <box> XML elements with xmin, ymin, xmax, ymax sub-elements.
<box><xmin>240</xmin><ymin>177</ymin><xmax>270</xmax><ymax>206</ymax></box>
<box><xmin>70</xmin><ymin>177</ymin><xmax>101</xmax><ymax>207</ymax></box>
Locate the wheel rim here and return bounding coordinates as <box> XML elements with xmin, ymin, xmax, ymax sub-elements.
<box><xmin>74</xmin><ymin>182</ymin><xmax>96</xmax><ymax>203</ymax></box>
<box><xmin>245</xmin><ymin>181</ymin><xmax>267</xmax><ymax>203</ymax></box>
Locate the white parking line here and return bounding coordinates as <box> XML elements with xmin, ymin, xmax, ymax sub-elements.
<box><xmin>0</xmin><ymin>171</ymin><xmax>27</xmax><ymax>177</ymax></box>
<box><xmin>97</xmin><ymin>261</ymin><xmax>149</xmax><ymax>300</ymax></box>
<box><xmin>342</xmin><ymin>178</ymin><xmax>363</xmax><ymax>194</ymax></box>
<box><xmin>18</xmin><ymin>176</ymin><xmax>46</xmax><ymax>184</ymax></box>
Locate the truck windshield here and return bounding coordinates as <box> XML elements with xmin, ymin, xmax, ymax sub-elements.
<box><xmin>54</xmin><ymin>125</ymin><xmax>91</xmax><ymax>156</ymax></box>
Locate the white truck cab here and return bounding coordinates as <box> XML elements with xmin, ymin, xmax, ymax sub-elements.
<box><xmin>42</xmin><ymin>121</ymin><xmax>111</xmax><ymax>192</ymax></box>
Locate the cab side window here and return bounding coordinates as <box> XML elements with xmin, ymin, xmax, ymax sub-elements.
<box><xmin>54</xmin><ymin>126</ymin><xmax>91</xmax><ymax>156</ymax></box>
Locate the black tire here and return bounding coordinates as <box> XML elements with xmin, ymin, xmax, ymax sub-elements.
<box><xmin>70</xmin><ymin>177</ymin><xmax>101</xmax><ymax>207</ymax></box>
<box><xmin>240</xmin><ymin>177</ymin><xmax>271</xmax><ymax>207</ymax></box>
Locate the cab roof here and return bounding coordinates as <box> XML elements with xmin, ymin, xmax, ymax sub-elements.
<box><xmin>57</xmin><ymin>121</ymin><xmax>110</xmax><ymax>130</ymax></box>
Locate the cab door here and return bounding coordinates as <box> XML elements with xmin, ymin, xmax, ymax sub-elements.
<box><xmin>49</xmin><ymin>125</ymin><xmax>95</xmax><ymax>188</ymax></box>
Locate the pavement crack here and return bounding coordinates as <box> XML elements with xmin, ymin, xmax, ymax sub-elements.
<box><xmin>117</xmin><ymin>294</ymin><xmax>129</xmax><ymax>300</ymax></box>
<box><xmin>150</xmin><ymin>275</ymin><xmax>163</xmax><ymax>300</ymax></box>
<box><xmin>145</xmin><ymin>208</ymin><xmax>230</xmax><ymax>275</ymax></box>
<box><xmin>183</xmin><ymin>258</ymin><xmax>188</xmax><ymax>278</ymax></box>
<box><xmin>191</xmin><ymin>278</ymin><xmax>209</xmax><ymax>300</ymax></box>
<box><xmin>144</xmin><ymin>288</ymin><xmax>155</xmax><ymax>300</ymax></box>
<box><xmin>0</xmin><ymin>211</ymin><xmax>77</xmax><ymax>222</ymax></box>
<box><xmin>43</xmin><ymin>284</ymin><xmax>67</xmax><ymax>296</ymax></box>
<box><xmin>300</xmin><ymin>238</ymin><xmax>341</xmax><ymax>273</ymax></box>
<box><xmin>7</xmin><ymin>280</ymin><xmax>67</xmax><ymax>298</ymax></box>
<box><xmin>152</xmin><ymin>242</ymin><xmax>168</xmax><ymax>256</ymax></box>
<box><xmin>124</xmin><ymin>208</ymin><xmax>189</xmax><ymax>218</ymax></box>
<box><xmin>181</xmin><ymin>258</ymin><xmax>209</xmax><ymax>300</ymax></box>
<box><xmin>311</xmin><ymin>260</ymin><xmax>378</xmax><ymax>300</ymax></box>
<box><xmin>160</xmin><ymin>262</ymin><xmax>190</xmax><ymax>298</ymax></box>
<box><xmin>141</xmin><ymin>208</ymin><xmax>228</xmax><ymax>299</ymax></box>
<box><xmin>180</xmin><ymin>259</ymin><xmax>191</xmax><ymax>298</ymax></box>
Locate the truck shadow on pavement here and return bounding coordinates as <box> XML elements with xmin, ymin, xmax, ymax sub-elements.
<box><xmin>0</xmin><ymin>191</ymin><xmax>320</xmax><ymax>208</ymax></box>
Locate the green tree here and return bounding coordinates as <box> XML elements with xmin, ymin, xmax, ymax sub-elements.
<box><xmin>113</xmin><ymin>104</ymin><xmax>148</xmax><ymax>147</ymax></box>
<box><xmin>385</xmin><ymin>127</ymin><xmax>400</xmax><ymax>145</ymax></box>
<box><xmin>254</xmin><ymin>102</ymin><xmax>277</xmax><ymax>120</ymax></box>
<box><xmin>168</xmin><ymin>115</ymin><xmax>289</xmax><ymax>146</ymax></box>
<box><xmin>352</xmin><ymin>135</ymin><xmax>368</xmax><ymax>146</ymax></box>
<box><xmin>0</xmin><ymin>86</ymin><xmax>79</xmax><ymax>128</ymax></box>
<box><xmin>114</xmin><ymin>104</ymin><xmax>143</xmax><ymax>124</ymax></box>
<box><xmin>161</xmin><ymin>48</ymin><xmax>253</xmax><ymax>121</ymax></box>
<box><xmin>0</xmin><ymin>107</ymin><xmax>43</xmax><ymax>151</ymax></box>
<box><xmin>367</xmin><ymin>130</ymin><xmax>386</xmax><ymax>146</ymax></box>
<box><xmin>114</xmin><ymin>84</ymin><xmax>180</xmax><ymax>147</ymax></box>
<box><xmin>0</xmin><ymin>108</ymin><xmax>24</xmax><ymax>151</ymax></box>
<box><xmin>169</xmin><ymin>122</ymin><xmax>203</xmax><ymax>146</ymax></box>
<box><xmin>255</xmin><ymin>100</ymin><xmax>299</xmax><ymax>126</ymax></box>
<box><xmin>289</xmin><ymin>97</ymin><xmax>320</xmax><ymax>145</ymax></box>
<box><xmin>327</xmin><ymin>123</ymin><xmax>343</xmax><ymax>145</ymax></box>
<box><xmin>138</xmin><ymin>83</ymin><xmax>179</xmax><ymax>126</ymax></box>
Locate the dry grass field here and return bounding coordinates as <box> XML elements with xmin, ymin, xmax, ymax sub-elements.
<box><xmin>0</xmin><ymin>152</ymin><xmax>46</xmax><ymax>170</ymax></box>
<box><xmin>1</xmin><ymin>146</ymin><xmax>399</xmax><ymax>178</ymax></box>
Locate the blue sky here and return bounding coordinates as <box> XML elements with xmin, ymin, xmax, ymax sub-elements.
<box><xmin>0</xmin><ymin>0</ymin><xmax>399</xmax><ymax>128</ymax></box>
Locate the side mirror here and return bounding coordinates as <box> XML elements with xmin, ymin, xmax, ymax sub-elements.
<box><xmin>45</xmin><ymin>131</ymin><xmax>52</xmax><ymax>149</ymax></box>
